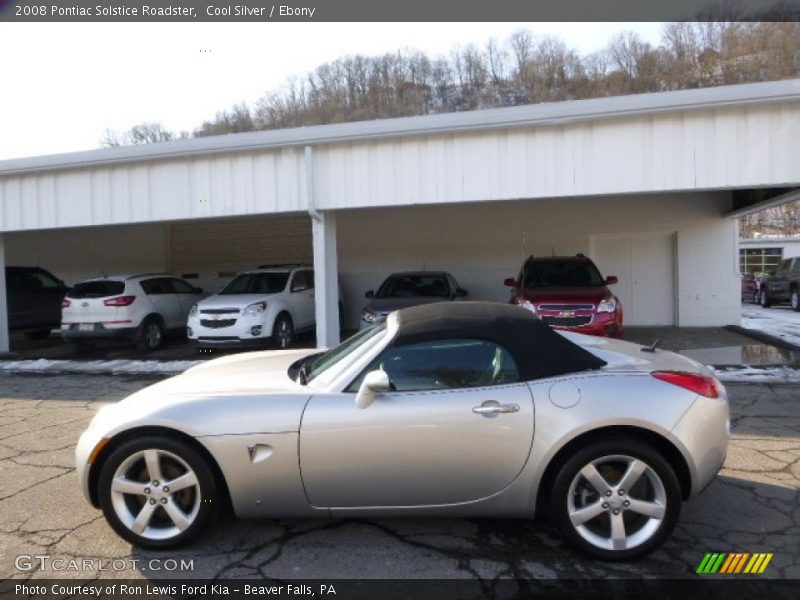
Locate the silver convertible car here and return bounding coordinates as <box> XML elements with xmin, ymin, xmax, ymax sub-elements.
<box><xmin>76</xmin><ymin>302</ymin><xmax>729</xmax><ymax>559</ymax></box>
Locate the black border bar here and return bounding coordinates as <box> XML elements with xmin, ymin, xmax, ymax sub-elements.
<box><xmin>2</xmin><ymin>579</ymin><xmax>799</xmax><ymax>600</ymax></box>
<box><xmin>2</xmin><ymin>0</ymin><xmax>800</xmax><ymax>22</ymax></box>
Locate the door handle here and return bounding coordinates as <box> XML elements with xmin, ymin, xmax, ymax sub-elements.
<box><xmin>472</xmin><ymin>402</ymin><xmax>520</xmax><ymax>416</ymax></box>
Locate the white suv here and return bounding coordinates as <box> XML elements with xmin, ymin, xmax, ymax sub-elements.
<box><xmin>187</xmin><ymin>265</ymin><xmax>324</xmax><ymax>349</ymax></box>
<box><xmin>61</xmin><ymin>274</ymin><xmax>203</xmax><ymax>351</ymax></box>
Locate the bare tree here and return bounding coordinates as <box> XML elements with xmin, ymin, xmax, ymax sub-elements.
<box><xmin>101</xmin><ymin>122</ymin><xmax>176</xmax><ymax>147</ymax></box>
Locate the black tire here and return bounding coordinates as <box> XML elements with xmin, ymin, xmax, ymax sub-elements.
<box><xmin>272</xmin><ymin>313</ymin><xmax>295</xmax><ymax>349</ymax></box>
<box><xmin>137</xmin><ymin>317</ymin><xmax>164</xmax><ymax>351</ymax></box>
<box><xmin>24</xmin><ymin>329</ymin><xmax>51</xmax><ymax>340</ymax></box>
<box><xmin>549</xmin><ymin>438</ymin><xmax>681</xmax><ymax>560</ymax></box>
<box><xmin>97</xmin><ymin>435</ymin><xmax>218</xmax><ymax>549</ymax></box>
<box><xmin>760</xmin><ymin>289</ymin><xmax>771</xmax><ymax>308</ymax></box>
<box><xmin>791</xmin><ymin>290</ymin><xmax>800</xmax><ymax>312</ymax></box>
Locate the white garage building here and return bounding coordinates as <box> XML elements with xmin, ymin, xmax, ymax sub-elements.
<box><xmin>1</xmin><ymin>79</ymin><xmax>800</xmax><ymax>353</ymax></box>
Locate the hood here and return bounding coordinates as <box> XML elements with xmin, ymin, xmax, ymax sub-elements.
<box><xmin>518</xmin><ymin>286</ymin><xmax>611</xmax><ymax>304</ymax></box>
<box><xmin>197</xmin><ymin>293</ymin><xmax>275</xmax><ymax>310</ymax></box>
<box><xmin>90</xmin><ymin>349</ymin><xmax>318</xmax><ymax>436</ymax></box>
<box><xmin>365</xmin><ymin>296</ymin><xmax>449</xmax><ymax>315</ymax></box>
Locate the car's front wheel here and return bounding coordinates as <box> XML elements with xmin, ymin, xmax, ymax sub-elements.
<box><xmin>272</xmin><ymin>314</ymin><xmax>295</xmax><ymax>349</ymax></box>
<box><xmin>137</xmin><ymin>318</ymin><xmax>164</xmax><ymax>351</ymax></box>
<box><xmin>98</xmin><ymin>436</ymin><xmax>218</xmax><ymax>549</ymax></box>
<box><xmin>549</xmin><ymin>439</ymin><xmax>681</xmax><ymax>560</ymax></box>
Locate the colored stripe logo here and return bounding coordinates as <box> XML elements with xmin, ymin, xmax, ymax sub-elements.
<box><xmin>696</xmin><ymin>552</ymin><xmax>773</xmax><ymax>574</ymax></box>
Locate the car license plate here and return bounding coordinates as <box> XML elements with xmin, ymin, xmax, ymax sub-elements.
<box><xmin>78</xmin><ymin>323</ymin><xmax>94</xmax><ymax>332</ymax></box>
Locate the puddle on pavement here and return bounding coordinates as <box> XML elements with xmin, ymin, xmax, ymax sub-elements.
<box><xmin>680</xmin><ymin>344</ymin><xmax>799</xmax><ymax>366</ymax></box>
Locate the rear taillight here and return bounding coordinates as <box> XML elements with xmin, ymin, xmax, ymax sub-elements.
<box><xmin>652</xmin><ymin>371</ymin><xmax>720</xmax><ymax>398</ymax></box>
<box><xmin>103</xmin><ymin>295</ymin><xmax>136</xmax><ymax>307</ymax></box>
<box><xmin>62</xmin><ymin>299</ymin><xmax>71</xmax><ymax>308</ymax></box>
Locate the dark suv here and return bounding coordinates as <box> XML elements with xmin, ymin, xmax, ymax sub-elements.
<box><xmin>5</xmin><ymin>266</ymin><xmax>69</xmax><ymax>339</ymax></box>
<box><xmin>504</xmin><ymin>254</ymin><xmax>623</xmax><ymax>337</ymax></box>
<box><xmin>760</xmin><ymin>257</ymin><xmax>800</xmax><ymax>311</ymax></box>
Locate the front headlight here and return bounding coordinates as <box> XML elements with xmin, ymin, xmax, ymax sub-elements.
<box><xmin>361</xmin><ymin>309</ymin><xmax>378</xmax><ymax>323</ymax></box>
<box><xmin>597</xmin><ymin>297</ymin><xmax>617</xmax><ymax>313</ymax></box>
<box><xmin>243</xmin><ymin>301</ymin><xmax>267</xmax><ymax>316</ymax></box>
<box><xmin>518</xmin><ymin>299</ymin><xmax>536</xmax><ymax>314</ymax></box>
<box><xmin>188</xmin><ymin>304</ymin><xmax>198</xmax><ymax>317</ymax></box>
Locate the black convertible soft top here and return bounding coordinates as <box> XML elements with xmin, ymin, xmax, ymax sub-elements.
<box><xmin>393</xmin><ymin>301</ymin><xmax>607</xmax><ymax>381</ymax></box>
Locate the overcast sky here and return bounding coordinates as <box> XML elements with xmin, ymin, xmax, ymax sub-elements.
<box><xmin>0</xmin><ymin>22</ymin><xmax>664</xmax><ymax>160</ymax></box>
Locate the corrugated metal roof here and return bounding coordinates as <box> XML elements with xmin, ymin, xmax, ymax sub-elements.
<box><xmin>2</xmin><ymin>79</ymin><xmax>799</xmax><ymax>176</ymax></box>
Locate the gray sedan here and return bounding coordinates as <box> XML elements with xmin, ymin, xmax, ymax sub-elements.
<box><xmin>76</xmin><ymin>302</ymin><xmax>728</xmax><ymax>559</ymax></box>
<box><xmin>360</xmin><ymin>271</ymin><xmax>467</xmax><ymax>328</ymax></box>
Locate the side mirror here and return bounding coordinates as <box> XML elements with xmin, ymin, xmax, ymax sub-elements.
<box><xmin>194</xmin><ymin>287</ymin><xmax>204</xmax><ymax>294</ymax></box>
<box><xmin>454</xmin><ymin>288</ymin><xmax>468</xmax><ymax>298</ymax></box>
<box><xmin>605</xmin><ymin>276</ymin><xmax>618</xmax><ymax>285</ymax></box>
<box><xmin>503</xmin><ymin>278</ymin><xmax>516</xmax><ymax>287</ymax></box>
<box><xmin>355</xmin><ymin>369</ymin><xmax>390</xmax><ymax>409</ymax></box>
<box><xmin>365</xmin><ymin>290</ymin><xmax>375</xmax><ymax>299</ymax></box>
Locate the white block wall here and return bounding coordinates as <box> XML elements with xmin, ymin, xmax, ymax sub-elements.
<box><xmin>337</xmin><ymin>192</ymin><xmax>740</xmax><ymax>328</ymax></box>
<box><xmin>4</xmin><ymin>192</ymin><xmax>740</xmax><ymax>330</ymax></box>
<box><xmin>5</xmin><ymin>224</ymin><xmax>168</xmax><ymax>286</ymax></box>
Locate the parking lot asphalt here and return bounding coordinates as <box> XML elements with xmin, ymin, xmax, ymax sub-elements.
<box><xmin>0</xmin><ymin>374</ymin><xmax>798</xmax><ymax>581</ymax></box>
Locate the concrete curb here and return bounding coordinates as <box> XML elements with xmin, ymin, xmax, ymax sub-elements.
<box><xmin>725</xmin><ymin>325</ymin><xmax>800</xmax><ymax>352</ymax></box>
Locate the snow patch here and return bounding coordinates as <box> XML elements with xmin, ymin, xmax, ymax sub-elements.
<box><xmin>741</xmin><ymin>305</ymin><xmax>800</xmax><ymax>349</ymax></box>
<box><xmin>711</xmin><ymin>365</ymin><xmax>800</xmax><ymax>383</ymax></box>
<box><xmin>0</xmin><ymin>359</ymin><xmax>202</xmax><ymax>375</ymax></box>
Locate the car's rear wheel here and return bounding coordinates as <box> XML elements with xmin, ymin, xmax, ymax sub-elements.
<box><xmin>138</xmin><ymin>318</ymin><xmax>164</xmax><ymax>351</ymax></box>
<box><xmin>273</xmin><ymin>314</ymin><xmax>295</xmax><ymax>349</ymax></box>
<box><xmin>791</xmin><ymin>290</ymin><xmax>800</xmax><ymax>312</ymax></box>
<box><xmin>98</xmin><ymin>436</ymin><xmax>217</xmax><ymax>549</ymax></box>
<box><xmin>549</xmin><ymin>439</ymin><xmax>681</xmax><ymax>560</ymax></box>
<box><xmin>24</xmin><ymin>329</ymin><xmax>52</xmax><ymax>340</ymax></box>
<box><xmin>760</xmin><ymin>289</ymin><xmax>771</xmax><ymax>308</ymax></box>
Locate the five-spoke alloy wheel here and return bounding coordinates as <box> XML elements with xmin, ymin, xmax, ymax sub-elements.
<box><xmin>98</xmin><ymin>436</ymin><xmax>217</xmax><ymax>548</ymax></box>
<box><xmin>550</xmin><ymin>439</ymin><xmax>681</xmax><ymax>560</ymax></box>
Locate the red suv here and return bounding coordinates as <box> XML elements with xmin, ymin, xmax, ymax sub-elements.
<box><xmin>504</xmin><ymin>254</ymin><xmax>623</xmax><ymax>338</ymax></box>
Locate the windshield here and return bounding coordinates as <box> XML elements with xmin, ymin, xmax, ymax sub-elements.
<box><xmin>219</xmin><ymin>272</ymin><xmax>289</xmax><ymax>295</ymax></box>
<box><xmin>377</xmin><ymin>274</ymin><xmax>449</xmax><ymax>298</ymax></box>
<box><xmin>521</xmin><ymin>262</ymin><xmax>604</xmax><ymax>288</ymax></box>
<box><xmin>297</xmin><ymin>322</ymin><xmax>387</xmax><ymax>384</ymax></box>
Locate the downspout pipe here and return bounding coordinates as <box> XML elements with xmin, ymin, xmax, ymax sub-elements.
<box><xmin>305</xmin><ymin>145</ymin><xmax>322</xmax><ymax>221</ymax></box>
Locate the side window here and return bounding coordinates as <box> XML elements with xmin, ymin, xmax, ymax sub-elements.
<box><xmin>30</xmin><ymin>270</ymin><xmax>62</xmax><ymax>290</ymax></box>
<box><xmin>170</xmin><ymin>278</ymin><xmax>196</xmax><ymax>294</ymax></box>
<box><xmin>291</xmin><ymin>270</ymin><xmax>312</xmax><ymax>292</ymax></box>
<box><xmin>140</xmin><ymin>278</ymin><xmax>173</xmax><ymax>295</ymax></box>
<box><xmin>347</xmin><ymin>339</ymin><xmax>520</xmax><ymax>392</ymax></box>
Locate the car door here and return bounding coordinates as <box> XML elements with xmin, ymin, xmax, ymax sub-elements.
<box><xmin>140</xmin><ymin>278</ymin><xmax>183</xmax><ymax>329</ymax></box>
<box><xmin>29</xmin><ymin>268</ymin><xmax>68</xmax><ymax>328</ymax></box>
<box><xmin>300</xmin><ymin>338</ymin><xmax>534</xmax><ymax>508</ymax></box>
<box><xmin>768</xmin><ymin>259</ymin><xmax>791</xmax><ymax>300</ymax></box>
<box><xmin>289</xmin><ymin>269</ymin><xmax>315</xmax><ymax>329</ymax></box>
<box><xmin>6</xmin><ymin>268</ymin><xmax>31</xmax><ymax>330</ymax></box>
